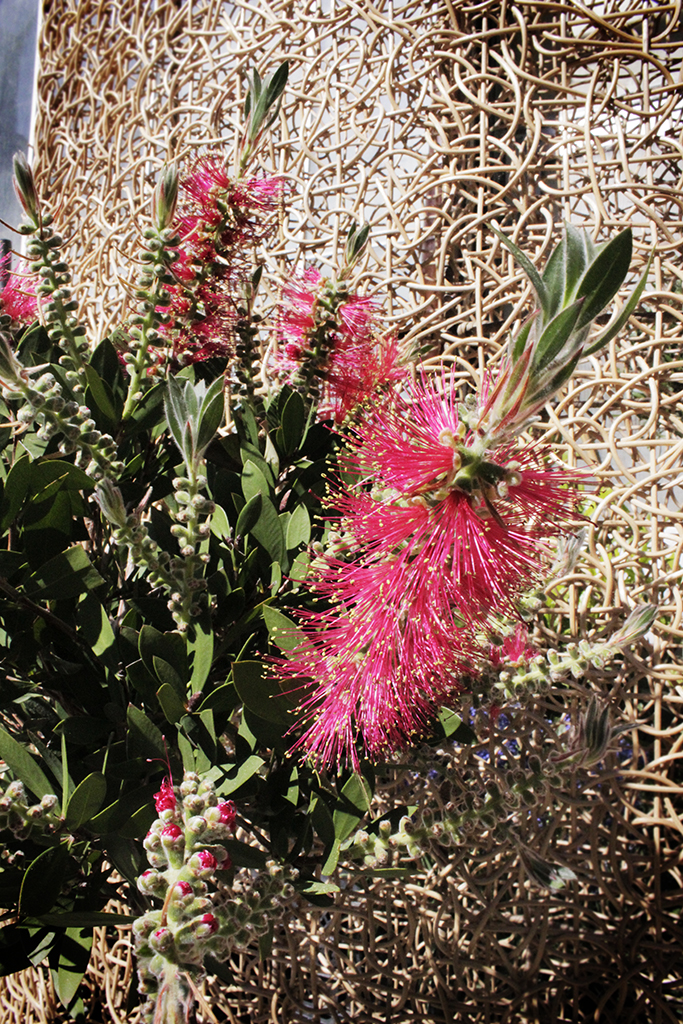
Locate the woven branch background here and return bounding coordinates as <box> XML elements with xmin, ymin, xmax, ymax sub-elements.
<box><xmin>2</xmin><ymin>0</ymin><xmax>682</xmax><ymax>1021</ymax></box>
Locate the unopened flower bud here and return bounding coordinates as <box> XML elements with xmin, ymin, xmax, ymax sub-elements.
<box><xmin>149</xmin><ymin>927</ymin><xmax>174</xmax><ymax>953</ymax></box>
<box><xmin>187</xmin><ymin>816</ymin><xmax>208</xmax><ymax>835</ymax></box>
<box><xmin>13</xmin><ymin>152</ymin><xmax>39</xmax><ymax>221</ymax></box>
<box><xmin>195</xmin><ymin>912</ymin><xmax>219</xmax><ymax>938</ymax></box>
<box><xmin>189</xmin><ymin>849</ymin><xmax>217</xmax><ymax>878</ymax></box>
<box><xmin>5</xmin><ymin>781</ymin><xmax>25</xmax><ymax>802</ymax></box>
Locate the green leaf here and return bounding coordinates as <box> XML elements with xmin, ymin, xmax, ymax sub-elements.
<box><xmin>357</xmin><ymin>866</ymin><xmax>414</xmax><ymax>879</ymax></box>
<box><xmin>585</xmin><ymin>252</ymin><xmax>651</xmax><ymax>355</ymax></box>
<box><xmin>310</xmin><ymin>795</ymin><xmax>335</xmax><ymax>847</ymax></box>
<box><xmin>575</xmin><ymin>227</ymin><xmax>632</xmax><ymax>329</ymax></box>
<box><xmin>83</xmin><ymin>363</ymin><xmax>119</xmax><ymax>431</ymax></box>
<box><xmin>510</xmin><ymin>315</ymin><xmax>535</xmax><ymax>362</ymax></box>
<box><xmin>280</xmin><ymin>390</ymin><xmax>306</xmax><ymax>454</ymax></box>
<box><xmin>242</xmin><ymin>459</ymin><xmax>271</xmax><ymax>503</ymax></box>
<box><xmin>258</xmin><ymin>925</ymin><xmax>274</xmax><ymax>961</ymax></box>
<box><xmin>0</xmin><ymin>550</ymin><xmax>26</xmax><ymax>579</ymax></box>
<box><xmin>126</xmin><ymin>705</ymin><xmax>166</xmax><ymax>761</ymax></box>
<box><xmin>235</xmin><ymin>492</ymin><xmax>262</xmax><ymax>538</ymax></box>
<box><xmin>321</xmin><ymin>838</ymin><xmax>341</xmax><ymax>876</ymax></box>
<box><xmin>19</xmin><ymin>845</ymin><xmax>69</xmax><ymax>918</ymax></box>
<box><xmin>164</xmin><ymin>374</ymin><xmax>188</xmax><ymax>453</ymax></box>
<box><xmin>285</xmin><ymin>503</ymin><xmax>311</xmax><ymax>549</ymax></box>
<box><xmin>438</xmin><ymin>707</ymin><xmax>465</xmax><ymax>738</ymax></box>
<box><xmin>24</xmin><ymin>546</ymin><xmax>103</xmax><ymax>600</ymax></box>
<box><xmin>152</xmin><ymin>656</ymin><xmax>186</xmax><ymax>699</ymax></box>
<box><xmin>436</xmin><ymin>707</ymin><xmax>477</xmax><ymax>742</ymax></box>
<box><xmin>0</xmin><ymin>925</ymin><xmax>54</xmax><ymax>977</ymax></box>
<box><xmin>76</xmin><ymin>594</ymin><xmax>117</xmax><ymax>668</ymax></box>
<box><xmin>102</xmin><ymin>834</ymin><xmax>144</xmax><ymax>884</ymax></box>
<box><xmin>90</xmin><ymin>337</ymin><xmax>125</xmax><ymax>399</ymax></box>
<box><xmin>221</xmin><ymin>838</ymin><xmax>267</xmax><ymax>868</ymax></box>
<box><xmin>188</xmin><ymin>613</ymin><xmax>214</xmax><ymax>693</ymax></box>
<box><xmin>0</xmin><ymin>726</ymin><xmax>54</xmax><ymax>799</ymax></box>
<box><xmin>262</xmin><ymin>605</ymin><xmax>305</xmax><ymax>653</ymax></box>
<box><xmin>301</xmin><ymin>880</ymin><xmax>339</xmax><ymax>895</ymax></box>
<box><xmin>88</xmin><ymin>783</ymin><xmax>157</xmax><ymax>834</ymax></box>
<box><xmin>233</xmin><ymin>660</ymin><xmax>296</xmax><ymax>725</ymax></box>
<box><xmin>209</xmin><ymin>503</ymin><xmax>231</xmax><ymax>540</ymax></box>
<box><xmin>204</xmin><ymin>953</ymin><xmax>234</xmax><ymax>985</ymax></box>
<box><xmin>251</xmin><ymin>495</ymin><xmax>286</xmax><ymax>564</ymax></box>
<box><xmin>491</xmin><ymin>225</ymin><xmax>550</xmax><ymax>317</ymax></box>
<box><xmin>37</xmin><ymin>911</ymin><xmax>132</xmax><ymax>928</ymax></box>
<box><xmin>220</xmin><ymin>754</ymin><xmax>264</xmax><ymax>796</ymax></box>
<box><xmin>29</xmin><ymin>459</ymin><xmax>93</xmax><ymax>499</ymax></box>
<box><xmin>139</xmin><ymin>626</ymin><xmax>188</xmax><ymax>688</ymax></box>
<box><xmin>531</xmin><ymin>297</ymin><xmax>585</xmax><ymax>373</ymax></box>
<box><xmin>126</xmin><ymin>381</ymin><xmax>164</xmax><ymax>432</ymax></box>
<box><xmin>197</xmin><ymin>375</ymin><xmax>225</xmax><ymax>452</ymax></box>
<box><xmin>0</xmin><ymin>454</ymin><xmax>31</xmax><ymax>532</ymax></box>
<box><xmin>156</xmin><ymin>682</ymin><xmax>186</xmax><ymax>724</ymax></box>
<box><xmin>49</xmin><ymin>926</ymin><xmax>92</xmax><ymax>1010</ymax></box>
<box><xmin>563</xmin><ymin>224</ymin><xmax>592</xmax><ymax>300</ymax></box>
<box><xmin>65</xmin><ymin>772</ymin><xmax>107</xmax><ymax>829</ymax></box>
<box><xmin>341</xmin><ymin>772</ymin><xmax>372</xmax><ymax>813</ymax></box>
<box><xmin>332</xmin><ymin>773</ymin><xmax>373</xmax><ymax>844</ymax></box>
<box><xmin>198</xmin><ymin>683</ymin><xmax>238</xmax><ymax>715</ymax></box>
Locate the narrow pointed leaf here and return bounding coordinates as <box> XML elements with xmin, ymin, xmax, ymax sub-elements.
<box><xmin>584</xmin><ymin>253</ymin><xmax>651</xmax><ymax>355</ymax></box>
<box><xmin>235</xmin><ymin>492</ymin><xmax>262</xmax><ymax>538</ymax></box>
<box><xmin>510</xmin><ymin>315</ymin><xmax>535</xmax><ymax>361</ymax></box>
<box><xmin>531</xmin><ymin>297</ymin><xmax>585</xmax><ymax>374</ymax></box>
<box><xmin>540</xmin><ymin>233</ymin><xmax>568</xmax><ymax>319</ymax></box>
<box><xmin>575</xmin><ymin>228</ymin><xmax>632</xmax><ymax>329</ymax></box>
<box><xmin>0</xmin><ymin>727</ymin><xmax>54</xmax><ymax>800</ymax></box>
<box><xmin>65</xmin><ymin>772</ymin><xmax>107</xmax><ymax>829</ymax></box>
<box><xmin>491</xmin><ymin>226</ymin><xmax>550</xmax><ymax>317</ymax></box>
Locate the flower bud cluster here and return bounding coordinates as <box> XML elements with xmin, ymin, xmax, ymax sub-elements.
<box><xmin>0</xmin><ymin>780</ymin><xmax>61</xmax><ymax>840</ymax></box>
<box><xmin>485</xmin><ymin>606</ymin><xmax>656</xmax><ymax>705</ymax></box>
<box><xmin>121</xmin><ymin>169</ymin><xmax>181</xmax><ymax>420</ymax></box>
<box><xmin>95</xmin><ymin>477</ymin><xmax>210</xmax><ymax>629</ymax></box>
<box><xmin>170</xmin><ymin>473</ymin><xmax>215</xmax><ymax>559</ymax></box>
<box><xmin>343</xmin><ymin>692</ymin><xmax>633</xmax><ymax>887</ymax></box>
<box><xmin>4</xmin><ymin>367</ymin><xmax>123</xmax><ymax>481</ymax></box>
<box><xmin>135</xmin><ymin>771</ymin><xmax>295</xmax><ymax>1024</ymax></box>
<box><xmin>13</xmin><ymin>154</ymin><xmax>88</xmax><ymax>391</ymax></box>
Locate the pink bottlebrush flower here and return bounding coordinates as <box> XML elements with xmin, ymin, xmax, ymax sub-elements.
<box><xmin>277</xmin><ymin>368</ymin><xmax>582</xmax><ymax>768</ymax></box>
<box><xmin>179</xmin><ymin>160</ymin><xmax>281</xmax><ymax>258</ymax></box>
<box><xmin>277</xmin><ymin>267</ymin><xmax>322</xmax><ymax>350</ymax></box>
<box><xmin>323</xmin><ymin>332</ymin><xmax>404</xmax><ymax>422</ymax></box>
<box><xmin>0</xmin><ymin>258</ymin><xmax>39</xmax><ymax>325</ymax></box>
<box><xmin>174</xmin><ymin>881</ymin><xmax>193</xmax><ymax>898</ymax></box>
<box><xmin>154</xmin><ymin>777</ymin><xmax>177</xmax><ymax>813</ymax></box>
<box><xmin>271</xmin><ymin>267</ymin><xmax>401</xmax><ymax>420</ymax></box>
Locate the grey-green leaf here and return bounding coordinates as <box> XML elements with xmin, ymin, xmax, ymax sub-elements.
<box><xmin>65</xmin><ymin>772</ymin><xmax>107</xmax><ymax>829</ymax></box>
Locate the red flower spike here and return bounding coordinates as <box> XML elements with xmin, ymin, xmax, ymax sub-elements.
<box><xmin>161</xmin><ymin>823</ymin><xmax>182</xmax><ymax>840</ymax></box>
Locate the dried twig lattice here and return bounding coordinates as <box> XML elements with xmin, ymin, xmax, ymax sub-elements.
<box><xmin>2</xmin><ymin>1</ymin><xmax>681</xmax><ymax>1021</ymax></box>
